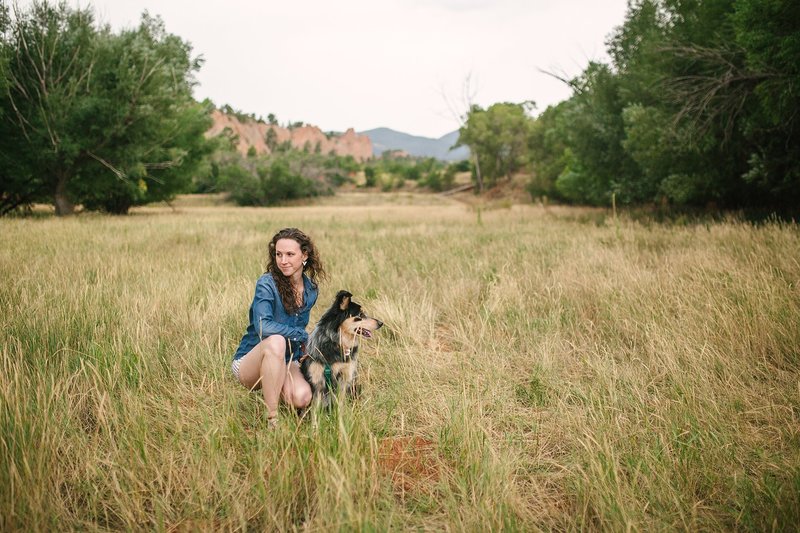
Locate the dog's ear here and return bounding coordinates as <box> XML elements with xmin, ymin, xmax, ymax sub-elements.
<box><xmin>336</xmin><ymin>290</ymin><xmax>352</xmax><ymax>311</ymax></box>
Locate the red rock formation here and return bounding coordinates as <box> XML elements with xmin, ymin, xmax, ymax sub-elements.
<box><xmin>206</xmin><ymin>109</ymin><xmax>372</xmax><ymax>161</ymax></box>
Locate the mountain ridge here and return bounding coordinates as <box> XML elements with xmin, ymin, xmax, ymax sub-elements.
<box><xmin>206</xmin><ymin>109</ymin><xmax>469</xmax><ymax>162</ymax></box>
<box><xmin>359</xmin><ymin>127</ymin><xmax>469</xmax><ymax>161</ymax></box>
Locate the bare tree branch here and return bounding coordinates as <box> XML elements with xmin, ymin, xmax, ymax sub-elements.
<box><xmin>537</xmin><ymin>67</ymin><xmax>583</xmax><ymax>94</ymax></box>
<box><xmin>659</xmin><ymin>43</ymin><xmax>777</xmax><ymax>143</ymax></box>
<box><xmin>87</xmin><ymin>151</ymin><xmax>127</xmax><ymax>181</ymax></box>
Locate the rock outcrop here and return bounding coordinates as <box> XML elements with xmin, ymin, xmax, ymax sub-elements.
<box><xmin>206</xmin><ymin>109</ymin><xmax>372</xmax><ymax>161</ymax></box>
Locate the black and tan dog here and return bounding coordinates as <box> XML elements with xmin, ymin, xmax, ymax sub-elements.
<box><xmin>300</xmin><ymin>290</ymin><xmax>383</xmax><ymax>409</ymax></box>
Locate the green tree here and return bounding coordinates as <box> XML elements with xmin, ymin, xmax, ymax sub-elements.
<box><xmin>621</xmin><ymin>104</ymin><xmax>718</xmax><ymax>204</ymax></box>
<box><xmin>457</xmin><ymin>102</ymin><xmax>533</xmax><ymax>190</ymax></box>
<box><xmin>527</xmin><ymin>101</ymin><xmax>571</xmax><ymax>200</ymax></box>
<box><xmin>0</xmin><ymin>1</ymin><xmax>98</xmax><ymax>214</ymax></box>
<box><xmin>264</xmin><ymin>127</ymin><xmax>278</xmax><ymax>153</ymax></box>
<box><xmin>556</xmin><ymin>63</ymin><xmax>641</xmax><ymax>204</ymax></box>
<box><xmin>219</xmin><ymin>149</ymin><xmax>367</xmax><ymax>206</ymax></box>
<box><xmin>613</xmin><ymin>0</ymin><xmax>799</xmax><ymax>207</ymax></box>
<box><xmin>521</xmin><ymin>0</ymin><xmax>800</xmax><ymax>210</ymax></box>
<box><xmin>731</xmin><ymin>0</ymin><xmax>800</xmax><ymax>206</ymax></box>
<box><xmin>225</xmin><ymin>153</ymin><xmax>325</xmax><ymax>206</ymax></box>
<box><xmin>363</xmin><ymin>166</ymin><xmax>377</xmax><ymax>187</ymax></box>
<box><xmin>0</xmin><ymin>2</ymin><xmax>210</xmax><ymax>215</ymax></box>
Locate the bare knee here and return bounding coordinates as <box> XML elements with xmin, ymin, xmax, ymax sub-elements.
<box><xmin>295</xmin><ymin>386</ymin><xmax>312</xmax><ymax>409</ymax></box>
<box><xmin>259</xmin><ymin>335</ymin><xmax>286</xmax><ymax>361</ymax></box>
<box><xmin>283</xmin><ymin>372</ymin><xmax>312</xmax><ymax>408</ymax></box>
<box><xmin>288</xmin><ymin>387</ymin><xmax>311</xmax><ymax>409</ymax></box>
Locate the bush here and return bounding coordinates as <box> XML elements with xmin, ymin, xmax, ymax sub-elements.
<box><xmin>379</xmin><ymin>174</ymin><xmax>403</xmax><ymax>192</ymax></box>
<box><xmin>220</xmin><ymin>151</ymin><xmax>358</xmax><ymax>206</ymax></box>
<box><xmin>223</xmin><ymin>163</ymin><xmax>262</xmax><ymax>206</ymax></box>
<box><xmin>452</xmin><ymin>159</ymin><xmax>471</xmax><ymax>172</ymax></box>
<box><xmin>403</xmin><ymin>166</ymin><xmax>421</xmax><ymax>181</ymax></box>
<box><xmin>364</xmin><ymin>167</ymin><xmax>377</xmax><ymax>188</ymax></box>
<box><xmin>226</xmin><ymin>158</ymin><xmax>321</xmax><ymax>206</ymax></box>
<box><xmin>420</xmin><ymin>166</ymin><xmax>456</xmax><ymax>192</ymax></box>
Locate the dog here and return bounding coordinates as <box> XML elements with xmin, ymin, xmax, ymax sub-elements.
<box><xmin>300</xmin><ymin>290</ymin><xmax>383</xmax><ymax>409</ymax></box>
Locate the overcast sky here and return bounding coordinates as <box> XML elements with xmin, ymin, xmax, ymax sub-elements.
<box><xmin>14</xmin><ymin>0</ymin><xmax>630</xmax><ymax>138</ymax></box>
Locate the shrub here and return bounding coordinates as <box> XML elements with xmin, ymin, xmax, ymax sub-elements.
<box><xmin>364</xmin><ymin>167</ymin><xmax>377</xmax><ymax>187</ymax></box>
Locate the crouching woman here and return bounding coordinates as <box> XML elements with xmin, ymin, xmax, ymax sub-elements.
<box><xmin>231</xmin><ymin>227</ymin><xmax>325</xmax><ymax>427</ymax></box>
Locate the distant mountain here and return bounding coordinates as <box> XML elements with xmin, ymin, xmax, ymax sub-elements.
<box><xmin>207</xmin><ymin>110</ymin><xmax>372</xmax><ymax>161</ymax></box>
<box><xmin>359</xmin><ymin>128</ymin><xmax>470</xmax><ymax>161</ymax></box>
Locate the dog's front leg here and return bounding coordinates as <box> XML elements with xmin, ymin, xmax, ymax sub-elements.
<box><xmin>336</xmin><ymin>361</ymin><xmax>360</xmax><ymax>400</ymax></box>
<box><xmin>317</xmin><ymin>372</ymin><xmax>332</xmax><ymax>410</ymax></box>
<box><xmin>304</xmin><ymin>361</ymin><xmax>330</xmax><ymax>409</ymax></box>
<box><xmin>345</xmin><ymin>377</ymin><xmax>361</xmax><ymax>399</ymax></box>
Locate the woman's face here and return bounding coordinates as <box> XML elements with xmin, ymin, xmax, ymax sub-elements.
<box><xmin>275</xmin><ymin>238</ymin><xmax>308</xmax><ymax>280</ymax></box>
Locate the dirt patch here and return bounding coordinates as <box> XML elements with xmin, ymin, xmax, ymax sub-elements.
<box><xmin>448</xmin><ymin>174</ymin><xmax>533</xmax><ymax>207</ymax></box>
<box><xmin>378</xmin><ymin>436</ymin><xmax>441</xmax><ymax>496</ymax></box>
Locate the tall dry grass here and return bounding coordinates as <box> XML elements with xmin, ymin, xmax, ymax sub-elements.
<box><xmin>1</xmin><ymin>196</ymin><xmax>798</xmax><ymax>531</ymax></box>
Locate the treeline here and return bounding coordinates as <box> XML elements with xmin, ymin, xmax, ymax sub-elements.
<box><xmin>460</xmin><ymin>0</ymin><xmax>799</xmax><ymax>210</ymax></box>
<box><xmin>196</xmin><ymin>129</ymin><xmax>467</xmax><ymax>203</ymax></box>
<box><xmin>0</xmin><ymin>2</ymin><xmax>465</xmax><ymax>215</ymax></box>
<box><xmin>8</xmin><ymin>1</ymin><xmax>793</xmax><ymax>215</ymax></box>
<box><xmin>0</xmin><ymin>1</ymin><xmax>212</xmax><ymax>215</ymax></box>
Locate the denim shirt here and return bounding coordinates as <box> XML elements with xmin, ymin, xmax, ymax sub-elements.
<box><xmin>233</xmin><ymin>272</ymin><xmax>318</xmax><ymax>361</ymax></box>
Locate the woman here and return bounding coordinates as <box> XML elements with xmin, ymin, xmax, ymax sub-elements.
<box><xmin>232</xmin><ymin>227</ymin><xmax>325</xmax><ymax>426</ymax></box>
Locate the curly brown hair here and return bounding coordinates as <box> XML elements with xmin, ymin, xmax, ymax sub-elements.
<box><xmin>266</xmin><ymin>228</ymin><xmax>325</xmax><ymax>314</ymax></box>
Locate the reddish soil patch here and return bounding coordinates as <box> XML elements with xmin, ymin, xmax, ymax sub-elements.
<box><xmin>377</xmin><ymin>436</ymin><xmax>441</xmax><ymax>496</ymax></box>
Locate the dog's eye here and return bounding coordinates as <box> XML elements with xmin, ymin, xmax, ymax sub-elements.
<box><xmin>352</xmin><ymin>316</ymin><xmax>362</xmax><ymax>322</ymax></box>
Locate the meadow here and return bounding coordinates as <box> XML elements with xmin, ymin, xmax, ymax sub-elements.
<box><xmin>1</xmin><ymin>194</ymin><xmax>799</xmax><ymax>531</ymax></box>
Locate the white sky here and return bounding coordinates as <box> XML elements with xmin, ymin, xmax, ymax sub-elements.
<box><xmin>14</xmin><ymin>0</ymin><xmax>629</xmax><ymax>138</ymax></box>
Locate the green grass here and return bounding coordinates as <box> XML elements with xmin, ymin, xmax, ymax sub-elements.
<box><xmin>1</xmin><ymin>198</ymin><xmax>799</xmax><ymax>530</ymax></box>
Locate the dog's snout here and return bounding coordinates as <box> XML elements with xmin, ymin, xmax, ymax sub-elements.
<box><xmin>376</xmin><ymin>319</ymin><xmax>384</xmax><ymax>329</ymax></box>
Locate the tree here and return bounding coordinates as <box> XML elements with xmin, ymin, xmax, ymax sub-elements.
<box><xmin>527</xmin><ymin>101</ymin><xmax>571</xmax><ymax>200</ymax></box>
<box><xmin>536</xmin><ymin>0</ymin><xmax>772</xmax><ymax>207</ymax></box>
<box><xmin>731</xmin><ymin>0</ymin><xmax>800</xmax><ymax>206</ymax></box>
<box><xmin>614</xmin><ymin>0</ymin><xmax>800</xmax><ymax>207</ymax></box>
<box><xmin>441</xmin><ymin>74</ymin><xmax>483</xmax><ymax>191</ymax></box>
<box><xmin>0</xmin><ymin>2</ymin><xmax>211</xmax><ymax>215</ymax></box>
<box><xmin>558</xmin><ymin>63</ymin><xmax>644</xmax><ymax>204</ymax></box>
<box><xmin>363</xmin><ymin>166</ymin><xmax>377</xmax><ymax>187</ymax></box>
<box><xmin>0</xmin><ymin>1</ymin><xmax>98</xmax><ymax>214</ymax></box>
<box><xmin>264</xmin><ymin>127</ymin><xmax>278</xmax><ymax>153</ymax></box>
<box><xmin>457</xmin><ymin>102</ymin><xmax>533</xmax><ymax>190</ymax></box>
<box><xmin>223</xmin><ymin>151</ymin><xmax>337</xmax><ymax>206</ymax></box>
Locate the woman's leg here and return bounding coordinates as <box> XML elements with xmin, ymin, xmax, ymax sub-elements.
<box><xmin>281</xmin><ymin>362</ymin><xmax>312</xmax><ymax>409</ymax></box>
<box><xmin>236</xmin><ymin>335</ymin><xmax>288</xmax><ymax>420</ymax></box>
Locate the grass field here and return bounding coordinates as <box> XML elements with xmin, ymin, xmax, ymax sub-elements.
<box><xmin>2</xmin><ymin>194</ymin><xmax>799</xmax><ymax>531</ymax></box>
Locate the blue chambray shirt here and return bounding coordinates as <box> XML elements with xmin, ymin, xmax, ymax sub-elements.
<box><xmin>233</xmin><ymin>272</ymin><xmax>318</xmax><ymax>361</ymax></box>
